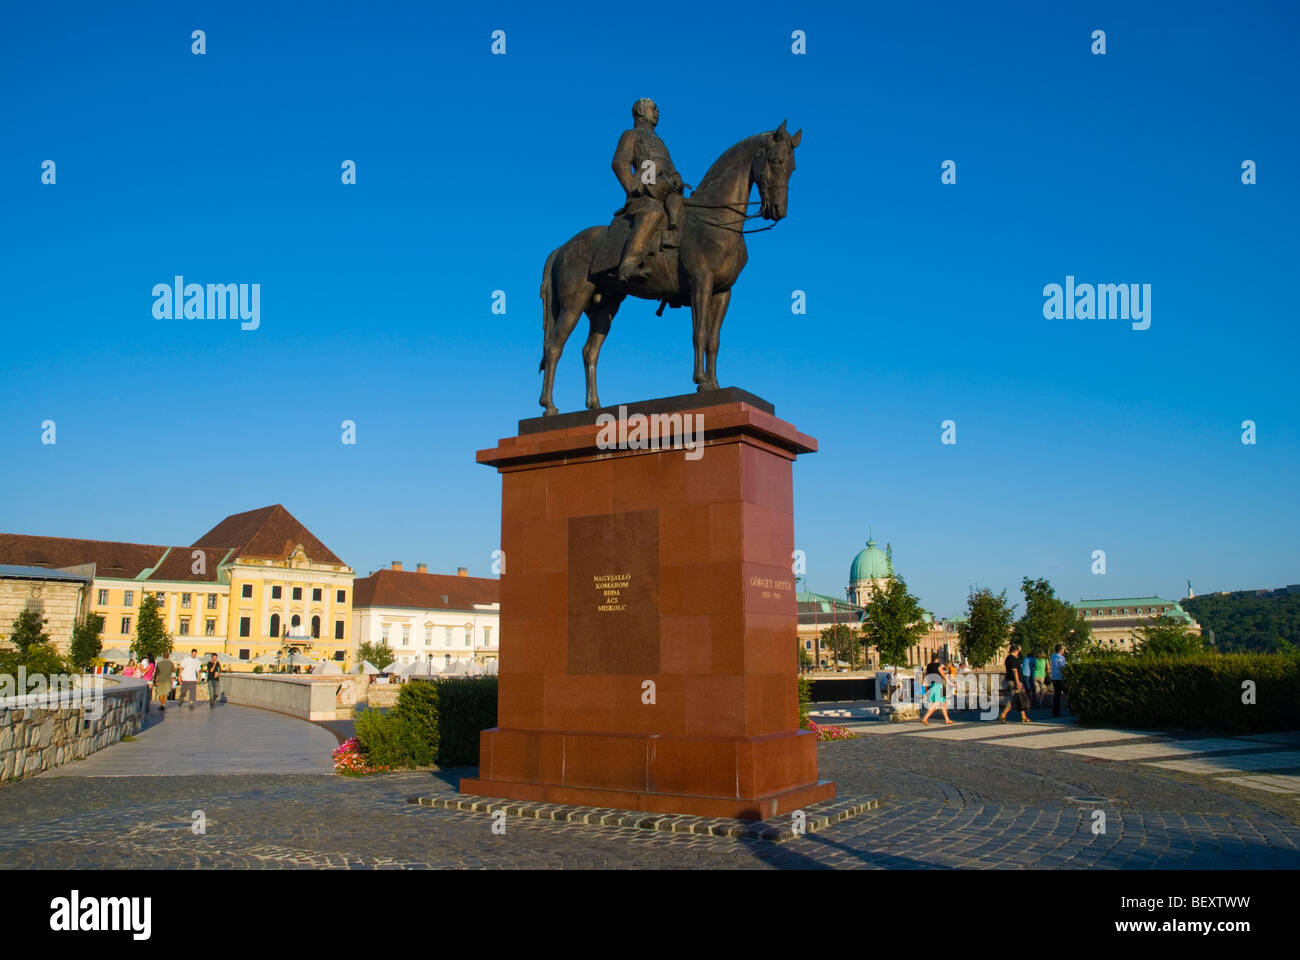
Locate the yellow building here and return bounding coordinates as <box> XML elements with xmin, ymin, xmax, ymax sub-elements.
<box><xmin>0</xmin><ymin>505</ymin><xmax>353</xmax><ymax>668</ymax></box>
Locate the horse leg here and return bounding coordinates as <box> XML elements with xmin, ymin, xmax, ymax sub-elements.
<box><xmin>690</xmin><ymin>272</ymin><xmax>713</xmax><ymax>389</ymax></box>
<box><xmin>539</xmin><ymin>292</ymin><xmax>591</xmax><ymax>416</ymax></box>
<box><xmin>703</xmin><ymin>288</ymin><xmax>730</xmax><ymax>391</ymax></box>
<box><xmin>581</xmin><ymin>295</ymin><xmax>622</xmax><ymax>410</ymax></box>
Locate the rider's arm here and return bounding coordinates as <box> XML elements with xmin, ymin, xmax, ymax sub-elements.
<box><xmin>611</xmin><ymin>130</ymin><xmax>638</xmax><ymax>196</ymax></box>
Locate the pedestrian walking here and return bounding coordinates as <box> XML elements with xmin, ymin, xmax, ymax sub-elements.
<box><xmin>1032</xmin><ymin>651</ymin><xmax>1048</xmax><ymax>707</ymax></box>
<box><xmin>920</xmin><ymin>653</ymin><xmax>955</xmax><ymax>725</ymax></box>
<box><xmin>1021</xmin><ymin>650</ymin><xmax>1035</xmax><ymax>705</ymax></box>
<box><xmin>153</xmin><ymin>654</ymin><xmax>174</xmax><ymax>712</ymax></box>
<box><xmin>177</xmin><ymin>648</ymin><xmax>201</xmax><ymax>711</ymax></box>
<box><xmin>206</xmin><ymin>652</ymin><xmax>222</xmax><ymax>709</ymax></box>
<box><xmin>1050</xmin><ymin>644</ymin><xmax>1067</xmax><ymax>717</ymax></box>
<box><xmin>999</xmin><ymin>643</ymin><xmax>1032</xmax><ymax>723</ymax></box>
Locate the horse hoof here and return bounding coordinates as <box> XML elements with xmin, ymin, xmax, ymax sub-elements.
<box><xmin>541</xmin><ymin>406</ymin><xmax>558</xmax><ymax>417</ymax></box>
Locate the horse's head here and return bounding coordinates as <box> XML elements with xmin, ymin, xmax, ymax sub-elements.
<box><xmin>755</xmin><ymin>119</ymin><xmax>801</xmax><ymax>221</ymax></box>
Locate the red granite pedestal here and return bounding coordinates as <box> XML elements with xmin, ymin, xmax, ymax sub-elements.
<box><xmin>460</xmin><ymin>394</ymin><xmax>835</xmax><ymax>821</ymax></box>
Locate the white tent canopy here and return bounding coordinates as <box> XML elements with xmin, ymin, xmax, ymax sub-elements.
<box><xmin>311</xmin><ymin>660</ymin><xmax>343</xmax><ymax>676</ymax></box>
<box><xmin>99</xmin><ymin>647</ymin><xmax>130</xmax><ymax>662</ymax></box>
<box><xmin>354</xmin><ymin>660</ymin><xmax>380</xmax><ymax>675</ymax></box>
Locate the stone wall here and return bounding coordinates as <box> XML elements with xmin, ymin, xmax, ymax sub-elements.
<box><xmin>0</xmin><ymin>581</ymin><xmax>86</xmax><ymax>653</ymax></box>
<box><xmin>0</xmin><ymin>677</ymin><xmax>148</xmax><ymax>782</ymax></box>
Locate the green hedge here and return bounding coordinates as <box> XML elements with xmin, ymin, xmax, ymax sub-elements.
<box><xmin>797</xmin><ymin>674</ymin><xmax>812</xmax><ymax>730</ymax></box>
<box><xmin>1065</xmin><ymin>653</ymin><xmax>1300</xmax><ymax>733</ymax></box>
<box><xmin>432</xmin><ymin>678</ymin><xmax>498</xmax><ymax>765</ymax></box>
<box><xmin>352</xmin><ymin>677</ymin><xmax>496</xmax><ymax>769</ymax></box>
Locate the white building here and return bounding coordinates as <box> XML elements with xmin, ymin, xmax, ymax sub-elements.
<box><xmin>351</xmin><ymin>563</ymin><xmax>499</xmax><ymax>668</ymax></box>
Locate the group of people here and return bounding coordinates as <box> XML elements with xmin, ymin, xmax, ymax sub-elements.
<box><xmin>998</xmin><ymin>643</ymin><xmax>1068</xmax><ymax>723</ymax></box>
<box><xmin>915</xmin><ymin>644</ymin><xmax>1069</xmax><ymax>725</ymax></box>
<box><xmin>120</xmin><ymin>649</ymin><xmax>222</xmax><ymax>712</ymax></box>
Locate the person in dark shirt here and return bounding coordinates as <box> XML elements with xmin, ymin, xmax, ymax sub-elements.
<box><xmin>206</xmin><ymin>652</ymin><xmax>222</xmax><ymax>709</ymax></box>
<box><xmin>998</xmin><ymin>643</ymin><xmax>1032</xmax><ymax>723</ymax></box>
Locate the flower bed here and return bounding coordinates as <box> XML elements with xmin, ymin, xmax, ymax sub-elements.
<box><xmin>331</xmin><ymin>736</ymin><xmax>391</xmax><ymax>776</ymax></box>
<box><xmin>807</xmin><ymin>720</ymin><xmax>857</xmax><ymax>742</ymax></box>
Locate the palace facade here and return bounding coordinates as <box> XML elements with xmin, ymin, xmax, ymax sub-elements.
<box><xmin>0</xmin><ymin>505</ymin><xmax>355</xmax><ymax>665</ymax></box>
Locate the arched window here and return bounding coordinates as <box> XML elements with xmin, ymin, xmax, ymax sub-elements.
<box><xmin>291</xmin><ymin>614</ymin><xmax>301</xmax><ymax>631</ymax></box>
<box><xmin>269</xmin><ymin>613</ymin><xmax>280</xmax><ymax>637</ymax></box>
<box><xmin>311</xmin><ymin>615</ymin><xmax>321</xmax><ymax>639</ymax></box>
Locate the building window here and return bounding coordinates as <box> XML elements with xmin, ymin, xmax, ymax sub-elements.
<box><xmin>179</xmin><ymin>618</ymin><xmax>190</xmax><ymax>636</ymax></box>
<box><xmin>239</xmin><ymin>648</ymin><xmax>250</xmax><ymax>660</ymax></box>
<box><xmin>465</xmin><ymin>627</ymin><xmax>472</xmax><ymax>647</ymax></box>
<box><xmin>291</xmin><ymin>615</ymin><xmax>301</xmax><ymax>633</ymax></box>
<box><xmin>124</xmin><ymin>590</ymin><xmax>134</xmax><ymax>606</ymax></box>
<box><xmin>207</xmin><ymin>593</ymin><xmax>217</xmax><ymax>609</ymax></box>
<box><xmin>241</xmin><ymin>584</ymin><xmax>253</xmax><ymax>598</ymax></box>
<box><xmin>337</xmin><ymin>589</ymin><xmax>346</xmax><ymax>603</ymax></box>
<box><xmin>271</xmin><ymin>586</ymin><xmax>282</xmax><ymax>600</ymax></box>
<box><xmin>445</xmin><ymin>627</ymin><xmax>453</xmax><ymax>647</ymax></box>
<box><xmin>312</xmin><ymin>616</ymin><xmax>321</xmax><ymax>639</ymax></box>
<box><xmin>205</xmin><ymin>619</ymin><xmax>216</xmax><ymax>637</ymax></box>
<box><xmin>484</xmin><ymin>627</ymin><xmax>492</xmax><ymax>647</ymax></box>
<box><xmin>269</xmin><ymin>613</ymin><xmax>281</xmax><ymax>638</ymax></box>
<box><xmin>333</xmin><ymin>650</ymin><xmax>345</xmax><ymax>661</ymax></box>
<box><xmin>805</xmin><ymin>639</ymin><xmax>812</xmax><ymax>649</ymax></box>
<box><xmin>156</xmin><ymin>592</ymin><xmax>165</xmax><ymax>604</ymax></box>
<box><xmin>182</xmin><ymin>593</ymin><xmax>192</xmax><ymax>608</ymax></box>
<box><xmin>97</xmin><ymin>589</ymin><xmax>108</xmax><ymax>605</ymax></box>
<box><xmin>121</xmin><ymin>616</ymin><xmax>131</xmax><ymax>634</ymax></box>
<box><xmin>313</xmin><ymin>588</ymin><xmax>322</xmax><ymax>602</ymax></box>
<box><xmin>334</xmin><ymin>620</ymin><xmax>344</xmax><ymax>640</ymax></box>
<box><xmin>402</xmin><ymin>625</ymin><xmax>411</xmax><ymax>646</ymax></box>
<box><xmin>239</xmin><ymin>617</ymin><xmax>251</xmax><ymax>638</ymax></box>
<box><xmin>292</xmin><ymin>587</ymin><xmax>302</xmax><ymax>600</ymax></box>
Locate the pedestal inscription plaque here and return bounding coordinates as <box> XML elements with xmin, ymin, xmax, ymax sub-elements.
<box><xmin>566</xmin><ymin>510</ymin><xmax>660</xmax><ymax>675</ymax></box>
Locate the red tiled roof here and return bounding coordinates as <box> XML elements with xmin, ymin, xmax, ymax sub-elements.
<box><xmin>353</xmin><ymin>570</ymin><xmax>499</xmax><ymax>611</ymax></box>
<box><xmin>0</xmin><ymin>534</ymin><xmax>167</xmax><ymax>579</ymax></box>
<box><xmin>143</xmin><ymin>546</ymin><xmax>234</xmax><ymax>583</ymax></box>
<box><xmin>191</xmin><ymin>504</ymin><xmax>344</xmax><ymax>565</ymax></box>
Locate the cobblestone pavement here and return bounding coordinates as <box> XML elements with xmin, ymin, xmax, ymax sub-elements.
<box><xmin>3</xmin><ymin>725</ymin><xmax>1299</xmax><ymax>868</ymax></box>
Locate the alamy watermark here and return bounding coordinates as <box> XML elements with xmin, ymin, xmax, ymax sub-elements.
<box><xmin>595</xmin><ymin>405</ymin><xmax>704</xmax><ymax>460</ymax></box>
<box><xmin>1043</xmin><ymin>275</ymin><xmax>1150</xmax><ymax>330</ymax></box>
<box><xmin>0</xmin><ymin>668</ymin><xmax>105</xmax><ymax>717</ymax></box>
<box><xmin>152</xmin><ymin>276</ymin><xmax>260</xmax><ymax>330</ymax></box>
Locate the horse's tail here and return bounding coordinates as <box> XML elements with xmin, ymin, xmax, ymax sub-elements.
<box><xmin>539</xmin><ymin>247</ymin><xmax>558</xmax><ymax>373</ymax></box>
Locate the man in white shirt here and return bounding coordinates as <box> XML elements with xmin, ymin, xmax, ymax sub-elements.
<box><xmin>177</xmin><ymin>649</ymin><xmax>202</xmax><ymax>711</ymax></box>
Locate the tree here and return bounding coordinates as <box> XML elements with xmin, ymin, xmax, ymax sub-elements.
<box><xmin>797</xmin><ymin>642</ymin><xmax>812</xmax><ymax>671</ymax></box>
<box><xmin>861</xmin><ymin>575</ymin><xmax>928</xmax><ymax>668</ymax></box>
<box><xmin>358</xmin><ymin>640</ymin><xmax>396</xmax><ymax>671</ymax></box>
<box><xmin>958</xmin><ymin>587</ymin><xmax>1014</xmax><ymax>668</ymax></box>
<box><xmin>8</xmin><ymin>607</ymin><xmax>51</xmax><ymax>656</ymax></box>
<box><xmin>1134</xmin><ymin>615</ymin><xmax>1206</xmax><ymax>657</ymax></box>
<box><xmin>1013</xmin><ymin>577</ymin><xmax>1092</xmax><ymax>658</ymax></box>
<box><xmin>1</xmin><ymin>607</ymin><xmax>68</xmax><ymax>678</ymax></box>
<box><xmin>132</xmin><ymin>594</ymin><xmax>173</xmax><ymax>662</ymax></box>
<box><xmin>820</xmin><ymin>623</ymin><xmax>860</xmax><ymax>670</ymax></box>
<box><xmin>70</xmin><ymin>613</ymin><xmax>105</xmax><ymax>671</ymax></box>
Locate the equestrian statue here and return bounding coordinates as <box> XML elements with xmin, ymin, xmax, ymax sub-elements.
<box><xmin>538</xmin><ymin>99</ymin><xmax>801</xmax><ymax>415</ymax></box>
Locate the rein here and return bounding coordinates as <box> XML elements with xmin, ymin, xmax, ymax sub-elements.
<box><xmin>683</xmin><ymin>197</ymin><xmax>778</xmax><ymax>234</ymax></box>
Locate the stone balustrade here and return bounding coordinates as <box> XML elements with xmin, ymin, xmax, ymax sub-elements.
<box><xmin>0</xmin><ymin>676</ymin><xmax>149</xmax><ymax>782</ymax></box>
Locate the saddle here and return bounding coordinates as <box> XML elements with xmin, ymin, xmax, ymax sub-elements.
<box><xmin>589</xmin><ymin>209</ymin><xmax>680</xmax><ymax>278</ymax></box>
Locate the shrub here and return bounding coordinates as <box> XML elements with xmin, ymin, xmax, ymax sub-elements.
<box><xmin>1066</xmin><ymin>652</ymin><xmax>1300</xmax><ymax>733</ymax></box>
<box><xmin>797</xmin><ymin>674</ymin><xmax>812</xmax><ymax>730</ymax></box>
<box><xmin>351</xmin><ymin>678</ymin><xmax>497</xmax><ymax>769</ymax></box>
<box><xmin>393</xmin><ymin>680</ymin><xmax>441</xmax><ymax>766</ymax></box>
<box><xmin>353</xmin><ymin>708</ymin><xmax>419</xmax><ymax>769</ymax></box>
<box><xmin>432</xmin><ymin>678</ymin><xmax>497</xmax><ymax>766</ymax></box>
<box><xmin>332</xmin><ymin>736</ymin><xmax>389</xmax><ymax>776</ymax></box>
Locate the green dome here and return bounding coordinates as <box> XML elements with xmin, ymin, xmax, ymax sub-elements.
<box><xmin>850</xmin><ymin>539</ymin><xmax>889</xmax><ymax>582</ymax></box>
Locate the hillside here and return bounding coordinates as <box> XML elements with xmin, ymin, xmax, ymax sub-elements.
<box><xmin>1184</xmin><ymin>591</ymin><xmax>1300</xmax><ymax>653</ymax></box>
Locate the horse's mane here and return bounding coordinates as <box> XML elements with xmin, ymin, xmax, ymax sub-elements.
<box><xmin>694</xmin><ymin>133</ymin><xmax>770</xmax><ymax>195</ymax></box>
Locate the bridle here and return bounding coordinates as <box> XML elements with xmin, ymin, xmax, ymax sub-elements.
<box><xmin>682</xmin><ymin>149</ymin><xmax>784</xmax><ymax>234</ymax></box>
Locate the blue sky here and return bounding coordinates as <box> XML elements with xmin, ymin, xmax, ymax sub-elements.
<box><xmin>2</xmin><ymin>1</ymin><xmax>1297</xmax><ymax>617</ymax></box>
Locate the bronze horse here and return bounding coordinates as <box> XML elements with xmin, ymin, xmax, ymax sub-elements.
<box><xmin>538</xmin><ymin>121</ymin><xmax>801</xmax><ymax>414</ymax></box>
